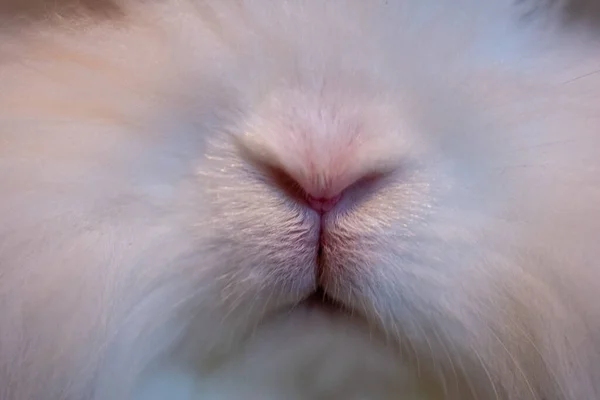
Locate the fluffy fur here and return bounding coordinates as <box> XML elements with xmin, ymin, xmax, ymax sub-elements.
<box><xmin>1</xmin><ymin>1</ymin><xmax>600</xmax><ymax>399</ymax></box>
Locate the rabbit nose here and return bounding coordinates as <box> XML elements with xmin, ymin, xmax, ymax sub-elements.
<box><xmin>306</xmin><ymin>194</ymin><xmax>342</xmax><ymax>213</ymax></box>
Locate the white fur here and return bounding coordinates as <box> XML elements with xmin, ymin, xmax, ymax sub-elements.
<box><xmin>1</xmin><ymin>1</ymin><xmax>600</xmax><ymax>399</ymax></box>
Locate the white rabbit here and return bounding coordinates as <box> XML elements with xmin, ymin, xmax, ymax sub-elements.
<box><xmin>1</xmin><ymin>1</ymin><xmax>600</xmax><ymax>399</ymax></box>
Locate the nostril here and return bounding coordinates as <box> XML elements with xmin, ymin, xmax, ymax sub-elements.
<box><xmin>256</xmin><ymin>162</ymin><xmax>344</xmax><ymax>213</ymax></box>
<box><xmin>249</xmin><ymin>156</ymin><xmax>388</xmax><ymax>214</ymax></box>
<box><xmin>306</xmin><ymin>194</ymin><xmax>341</xmax><ymax>213</ymax></box>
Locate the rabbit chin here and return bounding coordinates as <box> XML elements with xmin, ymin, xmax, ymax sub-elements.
<box><xmin>135</xmin><ymin>307</ymin><xmax>442</xmax><ymax>400</ymax></box>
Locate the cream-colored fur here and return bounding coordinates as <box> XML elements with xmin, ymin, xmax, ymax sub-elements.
<box><xmin>1</xmin><ymin>1</ymin><xmax>600</xmax><ymax>399</ymax></box>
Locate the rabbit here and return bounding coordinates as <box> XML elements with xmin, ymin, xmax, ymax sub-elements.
<box><xmin>1</xmin><ymin>0</ymin><xmax>600</xmax><ymax>399</ymax></box>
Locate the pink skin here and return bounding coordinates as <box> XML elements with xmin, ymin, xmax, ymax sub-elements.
<box><xmin>306</xmin><ymin>193</ymin><xmax>342</xmax><ymax>214</ymax></box>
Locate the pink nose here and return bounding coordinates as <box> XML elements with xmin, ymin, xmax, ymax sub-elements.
<box><xmin>306</xmin><ymin>194</ymin><xmax>341</xmax><ymax>213</ymax></box>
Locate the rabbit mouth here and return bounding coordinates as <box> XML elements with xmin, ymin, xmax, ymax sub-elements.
<box><xmin>300</xmin><ymin>287</ymin><xmax>353</xmax><ymax>316</ymax></box>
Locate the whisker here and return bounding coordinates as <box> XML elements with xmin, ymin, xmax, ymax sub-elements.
<box><xmin>471</xmin><ymin>343</ymin><xmax>501</xmax><ymax>400</ymax></box>
<box><xmin>562</xmin><ymin>68</ymin><xmax>600</xmax><ymax>84</ymax></box>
